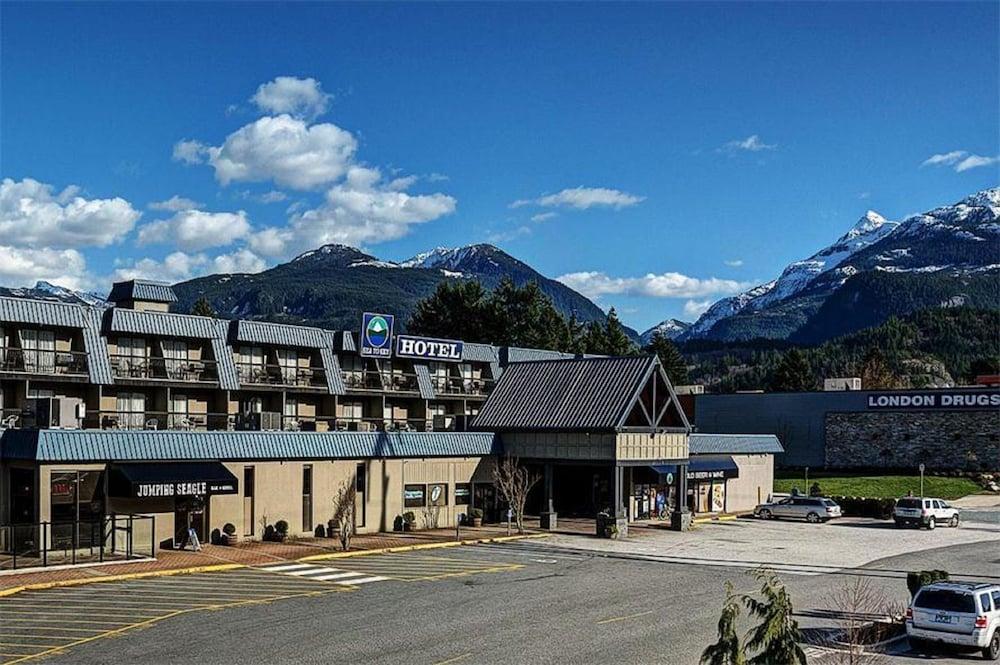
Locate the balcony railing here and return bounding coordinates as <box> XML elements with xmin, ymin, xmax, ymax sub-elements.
<box><xmin>0</xmin><ymin>348</ymin><xmax>88</xmax><ymax>377</ymax></box>
<box><xmin>236</xmin><ymin>362</ymin><xmax>327</xmax><ymax>389</ymax></box>
<box><xmin>110</xmin><ymin>355</ymin><xmax>218</xmax><ymax>383</ymax></box>
<box><xmin>1</xmin><ymin>515</ymin><xmax>155</xmax><ymax>570</ymax></box>
<box><xmin>431</xmin><ymin>376</ymin><xmax>494</xmax><ymax>396</ymax></box>
<box><xmin>342</xmin><ymin>370</ymin><xmax>420</xmax><ymax>393</ymax></box>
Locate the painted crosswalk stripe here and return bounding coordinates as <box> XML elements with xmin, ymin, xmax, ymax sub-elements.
<box><xmin>336</xmin><ymin>576</ymin><xmax>388</xmax><ymax>585</ymax></box>
<box><xmin>287</xmin><ymin>567</ymin><xmax>337</xmax><ymax>576</ymax></box>
<box><xmin>313</xmin><ymin>572</ymin><xmax>364</xmax><ymax>581</ymax></box>
<box><xmin>260</xmin><ymin>563</ymin><xmax>314</xmax><ymax>573</ymax></box>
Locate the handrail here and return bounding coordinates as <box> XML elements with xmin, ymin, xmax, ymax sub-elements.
<box><xmin>0</xmin><ymin>348</ymin><xmax>89</xmax><ymax>376</ymax></box>
<box><xmin>0</xmin><ymin>515</ymin><xmax>155</xmax><ymax>570</ymax></box>
<box><xmin>342</xmin><ymin>370</ymin><xmax>420</xmax><ymax>392</ymax></box>
<box><xmin>109</xmin><ymin>354</ymin><xmax>218</xmax><ymax>382</ymax></box>
<box><xmin>431</xmin><ymin>375</ymin><xmax>494</xmax><ymax>396</ymax></box>
<box><xmin>235</xmin><ymin>361</ymin><xmax>327</xmax><ymax>388</ymax></box>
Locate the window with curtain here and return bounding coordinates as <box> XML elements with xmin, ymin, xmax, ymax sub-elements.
<box><xmin>429</xmin><ymin>362</ymin><xmax>448</xmax><ymax>391</ymax></box>
<box><xmin>169</xmin><ymin>393</ymin><xmax>188</xmax><ymax>429</ymax></box>
<box><xmin>161</xmin><ymin>340</ymin><xmax>189</xmax><ymax>379</ymax></box>
<box><xmin>21</xmin><ymin>329</ymin><xmax>55</xmax><ymax>373</ymax></box>
<box><xmin>341</xmin><ymin>355</ymin><xmax>363</xmax><ymax>387</ymax></box>
<box><xmin>276</xmin><ymin>348</ymin><xmax>298</xmax><ymax>384</ymax></box>
<box><xmin>117</xmin><ymin>337</ymin><xmax>147</xmax><ymax>377</ymax></box>
<box><xmin>116</xmin><ymin>392</ymin><xmax>146</xmax><ymax>429</ymax></box>
<box><xmin>237</xmin><ymin>346</ymin><xmax>265</xmax><ymax>382</ymax></box>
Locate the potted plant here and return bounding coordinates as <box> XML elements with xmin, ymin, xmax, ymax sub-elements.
<box><xmin>402</xmin><ymin>511</ymin><xmax>416</xmax><ymax>532</ymax></box>
<box><xmin>327</xmin><ymin>518</ymin><xmax>338</xmax><ymax>539</ymax></box>
<box><xmin>273</xmin><ymin>519</ymin><xmax>289</xmax><ymax>542</ymax></box>
<box><xmin>469</xmin><ymin>507</ymin><xmax>483</xmax><ymax>528</ymax></box>
<box><xmin>222</xmin><ymin>522</ymin><xmax>239</xmax><ymax>546</ymax></box>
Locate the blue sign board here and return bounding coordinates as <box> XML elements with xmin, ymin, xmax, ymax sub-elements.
<box><xmin>360</xmin><ymin>313</ymin><xmax>394</xmax><ymax>358</ymax></box>
<box><xmin>396</xmin><ymin>334</ymin><xmax>464</xmax><ymax>363</ymax></box>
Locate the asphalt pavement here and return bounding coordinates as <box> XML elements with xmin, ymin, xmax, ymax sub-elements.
<box><xmin>19</xmin><ymin>534</ymin><xmax>997</xmax><ymax>665</ymax></box>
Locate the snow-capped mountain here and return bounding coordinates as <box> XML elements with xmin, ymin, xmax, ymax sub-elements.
<box><xmin>0</xmin><ymin>281</ymin><xmax>109</xmax><ymax>307</ymax></box>
<box><xmin>678</xmin><ymin>188</ymin><xmax>1000</xmax><ymax>343</ymax></box>
<box><xmin>639</xmin><ymin>318</ymin><xmax>691</xmax><ymax>345</ymax></box>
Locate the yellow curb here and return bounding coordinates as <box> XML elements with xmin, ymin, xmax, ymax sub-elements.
<box><xmin>299</xmin><ymin>532</ymin><xmax>549</xmax><ymax>562</ymax></box>
<box><xmin>0</xmin><ymin>563</ymin><xmax>244</xmax><ymax>599</ymax></box>
<box><xmin>691</xmin><ymin>513</ymin><xmax>741</xmax><ymax>524</ymax></box>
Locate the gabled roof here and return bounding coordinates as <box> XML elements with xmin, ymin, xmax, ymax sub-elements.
<box><xmin>232</xmin><ymin>319</ymin><xmax>329</xmax><ymax>348</ymax></box>
<box><xmin>472</xmin><ymin>355</ymin><xmax>688</xmax><ymax>433</ymax></box>
<box><xmin>108</xmin><ymin>280</ymin><xmax>177</xmax><ymax>304</ymax></box>
<box><xmin>689</xmin><ymin>433</ymin><xmax>783</xmax><ymax>455</ymax></box>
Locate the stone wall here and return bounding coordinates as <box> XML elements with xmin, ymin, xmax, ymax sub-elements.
<box><xmin>825</xmin><ymin>411</ymin><xmax>1000</xmax><ymax>470</ymax></box>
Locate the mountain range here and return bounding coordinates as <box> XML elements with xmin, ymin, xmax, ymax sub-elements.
<box><xmin>643</xmin><ymin>188</ymin><xmax>1000</xmax><ymax>345</ymax></box>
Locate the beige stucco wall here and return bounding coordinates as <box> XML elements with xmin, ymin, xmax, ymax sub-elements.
<box><xmin>727</xmin><ymin>454</ymin><xmax>774</xmax><ymax>513</ymax></box>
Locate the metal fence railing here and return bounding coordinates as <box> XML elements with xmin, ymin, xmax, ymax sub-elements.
<box><xmin>0</xmin><ymin>515</ymin><xmax>155</xmax><ymax>570</ymax></box>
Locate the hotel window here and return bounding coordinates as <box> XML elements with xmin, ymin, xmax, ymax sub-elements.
<box><xmin>21</xmin><ymin>329</ymin><xmax>55</xmax><ymax>373</ymax></box>
<box><xmin>117</xmin><ymin>337</ymin><xmax>147</xmax><ymax>376</ymax></box>
<box><xmin>341</xmin><ymin>355</ymin><xmax>363</xmax><ymax>387</ymax></box>
<box><xmin>169</xmin><ymin>393</ymin><xmax>189</xmax><ymax>429</ymax></box>
<box><xmin>429</xmin><ymin>362</ymin><xmax>448</xmax><ymax>391</ymax></box>
<box><xmin>161</xmin><ymin>340</ymin><xmax>189</xmax><ymax>379</ymax></box>
<box><xmin>404</xmin><ymin>484</ymin><xmax>426</xmax><ymax>508</ymax></box>
<box><xmin>302</xmin><ymin>465</ymin><xmax>313</xmax><ymax>533</ymax></box>
<box><xmin>284</xmin><ymin>397</ymin><xmax>299</xmax><ymax>429</ymax></box>
<box><xmin>458</xmin><ymin>363</ymin><xmax>473</xmax><ymax>392</ymax></box>
<box><xmin>237</xmin><ymin>346</ymin><xmax>265</xmax><ymax>383</ymax></box>
<box><xmin>276</xmin><ymin>348</ymin><xmax>298</xmax><ymax>384</ymax></box>
<box><xmin>116</xmin><ymin>392</ymin><xmax>146</xmax><ymax>429</ymax></box>
<box><xmin>340</xmin><ymin>401</ymin><xmax>362</xmax><ymax>421</ymax></box>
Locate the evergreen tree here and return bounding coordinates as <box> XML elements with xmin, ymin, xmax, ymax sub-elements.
<box><xmin>408</xmin><ymin>281</ymin><xmax>492</xmax><ymax>342</ymax></box>
<box><xmin>582</xmin><ymin>320</ymin><xmax>608</xmax><ymax>355</ymax></box>
<box><xmin>603</xmin><ymin>308</ymin><xmax>635</xmax><ymax>356</ymax></box>
<box><xmin>742</xmin><ymin>568</ymin><xmax>806</xmax><ymax>665</ymax></box>
<box><xmin>643</xmin><ymin>330</ymin><xmax>689</xmax><ymax>385</ymax></box>
<box><xmin>860</xmin><ymin>346</ymin><xmax>898</xmax><ymax>389</ymax></box>
<box><xmin>565</xmin><ymin>312</ymin><xmax>587</xmax><ymax>355</ymax></box>
<box><xmin>770</xmin><ymin>349</ymin><xmax>814</xmax><ymax>392</ymax></box>
<box><xmin>701</xmin><ymin>582</ymin><xmax>746</xmax><ymax>665</ymax></box>
<box><xmin>191</xmin><ymin>297</ymin><xmax>216</xmax><ymax>317</ymax></box>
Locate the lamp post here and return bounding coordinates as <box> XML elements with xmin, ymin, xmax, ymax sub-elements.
<box><xmin>804</xmin><ymin>466</ymin><xmax>809</xmax><ymax>494</ymax></box>
<box><xmin>919</xmin><ymin>463</ymin><xmax>925</xmax><ymax>498</ymax></box>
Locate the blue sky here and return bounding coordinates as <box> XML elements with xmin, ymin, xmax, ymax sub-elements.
<box><xmin>1</xmin><ymin>2</ymin><xmax>997</xmax><ymax>331</ymax></box>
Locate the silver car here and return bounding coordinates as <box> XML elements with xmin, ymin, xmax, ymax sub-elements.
<box><xmin>754</xmin><ymin>496</ymin><xmax>842</xmax><ymax>523</ymax></box>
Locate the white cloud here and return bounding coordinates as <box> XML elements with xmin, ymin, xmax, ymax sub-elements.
<box><xmin>137</xmin><ymin>209</ymin><xmax>251</xmax><ymax>251</ymax></box>
<box><xmin>921</xmin><ymin>150</ymin><xmax>999</xmax><ymax>172</ymax></box>
<box><xmin>248</xmin><ymin>227</ymin><xmax>291</xmax><ymax>257</ymax></box>
<box><xmin>172</xmin><ymin>139</ymin><xmax>208</xmax><ymax>164</ymax></box>
<box><xmin>211</xmin><ymin>248</ymin><xmax>267</xmax><ymax>274</ymax></box>
<box><xmin>113</xmin><ymin>248</ymin><xmax>266</xmax><ymax>283</ymax></box>
<box><xmin>0</xmin><ymin>246</ymin><xmax>89</xmax><ymax>290</ymax></box>
<box><xmin>556</xmin><ymin>270</ymin><xmax>752</xmax><ymax>300</ymax></box>
<box><xmin>724</xmin><ymin>259</ymin><xmax>744</xmax><ymax>267</ymax></box>
<box><xmin>149</xmin><ymin>195</ymin><xmax>201</xmax><ymax>212</ymax></box>
<box><xmin>511</xmin><ymin>187</ymin><xmax>644</xmax><ymax>211</ymax></box>
<box><xmin>530</xmin><ymin>212</ymin><xmax>557</xmax><ymax>222</ymax></box>
<box><xmin>683</xmin><ymin>299</ymin><xmax>714</xmax><ymax>319</ymax></box>
<box><xmin>205</xmin><ymin>115</ymin><xmax>358</xmax><ymax>190</ymax></box>
<box><xmin>955</xmin><ymin>154</ymin><xmax>999</xmax><ymax>172</ymax></box>
<box><xmin>486</xmin><ymin>226</ymin><xmax>532</xmax><ymax>243</ymax></box>
<box><xmin>251</xmin><ymin>76</ymin><xmax>331</xmax><ymax>120</ymax></box>
<box><xmin>720</xmin><ymin>134</ymin><xmax>777</xmax><ymax>153</ymax></box>
<box><xmin>0</xmin><ymin>177</ymin><xmax>140</xmax><ymax>249</ymax></box>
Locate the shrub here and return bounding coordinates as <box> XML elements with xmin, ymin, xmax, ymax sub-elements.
<box><xmin>808</xmin><ymin>482</ymin><xmax>822</xmax><ymax>497</ymax></box>
<box><xmin>470</xmin><ymin>507</ymin><xmax>484</xmax><ymax>519</ymax></box>
<box><xmin>222</xmin><ymin>523</ymin><xmax>237</xmax><ymax>536</ymax></box>
<box><xmin>274</xmin><ymin>520</ymin><xmax>289</xmax><ymax>535</ymax></box>
<box><xmin>828</xmin><ymin>496</ymin><xmax>896</xmax><ymax>519</ymax></box>
<box><xmin>402</xmin><ymin>511</ymin><xmax>416</xmax><ymax>525</ymax></box>
<box><xmin>907</xmin><ymin>570</ymin><xmax>949</xmax><ymax>598</ymax></box>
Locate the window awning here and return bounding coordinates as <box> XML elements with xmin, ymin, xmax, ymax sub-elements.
<box><xmin>651</xmin><ymin>456</ymin><xmax>739</xmax><ymax>481</ymax></box>
<box><xmin>109</xmin><ymin>462</ymin><xmax>238</xmax><ymax>498</ymax></box>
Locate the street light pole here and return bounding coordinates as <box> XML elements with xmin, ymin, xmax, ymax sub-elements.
<box><xmin>919</xmin><ymin>463</ymin><xmax>925</xmax><ymax>498</ymax></box>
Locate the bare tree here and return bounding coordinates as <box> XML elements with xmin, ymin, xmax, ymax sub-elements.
<box><xmin>493</xmin><ymin>455</ymin><xmax>540</xmax><ymax>534</ymax></box>
<box><xmin>822</xmin><ymin>576</ymin><xmax>896</xmax><ymax>665</ymax></box>
<box><xmin>330</xmin><ymin>478</ymin><xmax>357</xmax><ymax>551</ymax></box>
<box><xmin>423</xmin><ymin>505</ymin><xmax>441</xmax><ymax>530</ymax></box>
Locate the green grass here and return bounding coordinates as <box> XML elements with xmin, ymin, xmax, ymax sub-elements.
<box><xmin>772</xmin><ymin>474</ymin><xmax>981</xmax><ymax>500</ymax></box>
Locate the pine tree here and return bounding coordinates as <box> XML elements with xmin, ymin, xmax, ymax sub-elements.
<box><xmin>582</xmin><ymin>320</ymin><xmax>608</xmax><ymax>355</ymax></box>
<box><xmin>191</xmin><ymin>297</ymin><xmax>216</xmax><ymax>317</ymax></box>
<box><xmin>408</xmin><ymin>281</ymin><xmax>492</xmax><ymax>342</ymax></box>
<box><xmin>770</xmin><ymin>349</ymin><xmax>814</xmax><ymax>392</ymax></box>
<box><xmin>701</xmin><ymin>581</ymin><xmax>747</xmax><ymax>665</ymax></box>
<box><xmin>643</xmin><ymin>330</ymin><xmax>689</xmax><ymax>385</ymax></box>
<box><xmin>603</xmin><ymin>308</ymin><xmax>635</xmax><ymax>356</ymax></box>
<box><xmin>565</xmin><ymin>312</ymin><xmax>586</xmax><ymax>355</ymax></box>
<box><xmin>742</xmin><ymin>568</ymin><xmax>807</xmax><ymax>665</ymax></box>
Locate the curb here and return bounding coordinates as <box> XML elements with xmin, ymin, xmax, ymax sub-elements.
<box><xmin>0</xmin><ymin>563</ymin><xmax>244</xmax><ymax>598</ymax></box>
<box><xmin>299</xmin><ymin>532</ymin><xmax>549</xmax><ymax>561</ymax></box>
<box><xmin>692</xmin><ymin>514</ymin><xmax>741</xmax><ymax>524</ymax></box>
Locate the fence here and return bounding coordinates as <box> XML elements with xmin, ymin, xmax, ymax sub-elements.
<box><xmin>0</xmin><ymin>514</ymin><xmax>155</xmax><ymax>570</ymax></box>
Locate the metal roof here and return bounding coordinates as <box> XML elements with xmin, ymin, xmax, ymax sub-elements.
<box><xmin>413</xmin><ymin>363</ymin><xmax>436</xmax><ymax>399</ymax></box>
<box><xmin>0</xmin><ymin>429</ymin><xmax>500</xmax><ymax>462</ymax></box>
<box><xmin>108</xmin><ymin>280</ymin><xmax>178</xmax><ymax>304</ymax></box>
<box><xmin>0</xmin><ymin>297</ymin><xmax>90</xmax><ymax>328</ymax></box>
<box><xmin>232</xmin><ymin>320</ymin><xmax>328</xmax><ymax>348</ymax></box>
<box><xmin>689</xmin><ymin>433</ymin><xmax>784</xmax><ymax>455</ymax></box>
<box><xmin>108</xmin><ymin>308</ymin><xmax>220</xmax><ymax>338</ymax></box>
<box><xmin>320</xmin><ymin>347</ymin><xmax>346</xmax><ymax>395</ymax></box>
<box><xmin>472</xmin><ymin>356</ymin><xmax>659</xmax><ymax>432</ymax></box>
<box><xmin>500</xmin><ymin>347</ymin><xmax>576</xmax><ymax>365</ymax></box>
<box><xmin>462</xmin><ymin>342</ymin><xmax>499</xmax><ymax>363</ymax></box>
<box><xmin>82</xmin><ymin>307</ymin><xmax>114</xmax><ymax>385</ymax></box>
<box><xmin>336</xmin><ymin>331</ymin><xmax>356</xmax><ymax>352</ymax></box>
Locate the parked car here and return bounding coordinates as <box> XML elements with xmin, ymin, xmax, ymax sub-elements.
<box><xmin>906</xmin><ymin>582</ymin><xmax>1000</xmax><ymax>659</ymax></box>
<box><xmin>894</xmin><ymin>497</ymin><xmax>960</xmax><ymax>529</ymax></box>
<box><xmin>753</xmin><ymin>496</ymin><xmax>842</xmax><ymax>523</ymax></box>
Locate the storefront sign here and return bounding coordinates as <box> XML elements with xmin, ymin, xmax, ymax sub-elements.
<box><xmin>135</xmin><ymin>480</ymin><xmax>237</xmax><ymax>498</ymax></box>
<box><xmin>866</xmin><ymin>390</ymin><xmax>1000</xmax><ymax>410</ymax></box>
<box><xmin>360</xmin><ymin>313</ymin><xmax>394</xmax><ymax>358</ymax></box>
<box><xmin>395</xmin><ymin>335</ymin><xmax>463</xmax><ymax>362</ymax></box>
<box><xmin>688</xmin><ymin>470</ymin><xmax>727</xmax><ymax>481</ymax></box>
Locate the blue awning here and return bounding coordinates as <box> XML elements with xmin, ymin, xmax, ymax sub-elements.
<box><xmin>652</xmin><ymin>456</ymin><xmax>739</xmax><ymax>481</ymax></box>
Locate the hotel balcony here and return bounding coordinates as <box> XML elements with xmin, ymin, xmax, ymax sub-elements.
<box><xmin>0</xmin><ymin>349</ymin><xmax>89</xmax><ymax>378</ymax></box>
<box><xmin>235</xmin><ymin>362</ymin><xmax>328</xmax><ymax>390</ymax></box>
<box><xmin>109</xmin><ymin>355</ymin><xmax>219</xmax><ymax>383</ymax></box>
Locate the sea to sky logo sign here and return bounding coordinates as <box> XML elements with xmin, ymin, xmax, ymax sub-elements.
<box><xmin>396</xmin><ymin>334</ymin><xmax>464</xmax><ymax>362</ymax></box>
<box><xmin>360</xmin><ymin>313</ymin><xmax>394</xmax><ymax>358</ymax></box>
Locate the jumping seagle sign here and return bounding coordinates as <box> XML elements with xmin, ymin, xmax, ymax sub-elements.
<box><xmin>395</xmin><ymin>334</ymin><xmax>464</xmax><ymax>362</ymax></box>
<box><xmin>866</xmin><ymin>390</ymin><xmax>1000</xmax><ymax>410</ymax></box>
<box><xmin>360</xmin><ymin>313</ymin><xmax>394</xmax><ymax>358</ymax></box>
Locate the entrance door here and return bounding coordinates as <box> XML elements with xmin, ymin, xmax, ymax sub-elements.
<box><xmin>243</xmin><ymin>467</ymin><xmax>255</xmax><ymax>537</ymax></box>
<box><xmin>174</xmin><ymin>497</ymin><xmax>206</xmax><ymax>548</ymax></box>
<box><xmin>10</xmin><ymin>468</ymin><xmax>35</xmax><ymax>523</ymax></box>
<box><xmin>473</xmin><ymin>483</ymin><xmax>497</xmax><ymax>523</ymax></box>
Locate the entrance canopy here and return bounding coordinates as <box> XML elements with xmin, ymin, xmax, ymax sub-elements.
<box><xmin>110</xmin><ymin>462</ymin><xmax>238</xmax><ymax>498</ymax></box>
<box><xmin>652</xmin><ymin>456</ymin><xmax>739</xmax><ymax>481</ymax></box>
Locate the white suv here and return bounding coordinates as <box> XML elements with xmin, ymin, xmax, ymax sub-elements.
<box><xmin>906</xmin><ymin>582</ymin><xmax>1000</xmax><ymax>659</ymax></box>
<box><xmin>894</xmin><ymin>496</ymin><xmax>960</xmax><ymax>529</ymax></box>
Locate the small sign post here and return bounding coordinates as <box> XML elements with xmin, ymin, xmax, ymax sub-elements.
<box><xmin>919</xmin><ymin>463</ymin><xmax>925</xmax><ymax>498</ymax></box>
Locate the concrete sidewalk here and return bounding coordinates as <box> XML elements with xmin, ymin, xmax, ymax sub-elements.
<box><xmin>0</xmin><ymin>524</ymin><xmax>533</xmax><ymax>591</ymax></box>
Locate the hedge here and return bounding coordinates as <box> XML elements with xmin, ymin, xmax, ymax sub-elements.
<box><xmin>829</xmin><ymin>495</ymin><xmax>897</xmax><ymax>519</ymax></box>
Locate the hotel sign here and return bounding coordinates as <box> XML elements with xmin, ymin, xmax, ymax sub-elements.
<box><xmin>395</xmin><ymin>335</ymin><xmax>463</xmax><ymax>362</ymax></box>
<box><xmin>360</xmin><ymin>313</ymin><xmax>394</xmax><ymax>358</ymax></box>
<box><xmin>866</xmin><ymin>390</ymin><xmax>1000</xmax><ymax>410</ymax></box>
